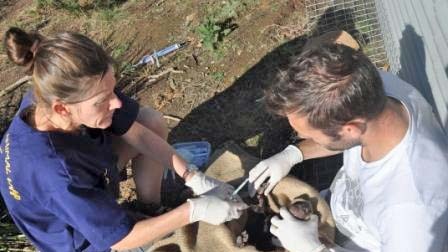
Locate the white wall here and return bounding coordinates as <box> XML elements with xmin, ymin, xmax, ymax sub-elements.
<box><xmin>375</xmin><ymin>0</ymin><xmax>448</xmax><ymax>132</ymax></box>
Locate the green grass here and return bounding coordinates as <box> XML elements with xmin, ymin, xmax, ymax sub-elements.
<box><xmin>36</xmin><ymin>0</ymin><xmax>82</xmax><ymax>14</ymax></box>
<box><xmin>270</xmin><ymin>2</ymin><xmax>280</xmax><ymax>12</ymax></box>
<box><xmin>35</xmin><ymin>0</ymin><xmax>126</xmax><ymax>13</ymax></box>
<box><xmin>215</xmin><ymin>0</ymin><xmax>241</xmax><ymax>21</ymax></box>
<box><xmin>194</xmin><ymin>0</ymin><xmax>259</xmax><ymax>57</ymax></box>
<box><xmin>211</xmin><ymin>71</ymin><xmax>225</xmax><ymax>81</ymax></box>
<box><xmin>197</xmin><ymin>17</ymin><xmax>224</xmax><ymax>51</ymax></box>
<box><xmin>98</xmin><ymin>6</ymin><xmax>126</xmax><ymax>22</ymax></box>
<box><xmin>111</xmin><ymin>42</ymin><xmax>130</xmax><ymax>59</ymax></box>
<box><xmin>94</xmin><ymin>0</ymin><xmax>127</xmax><ymax>9</ymax></box>
<box><xmin>196</xmin><ymin>0</ymin><xmax>250</xmax><ymax>53</ymax></box>
<box><xmin>0</xmin><ymin>223</ymin><xmax>31</xmax><ymax>251</ymax></box>
<box><xmin>6</xmin><ymin>5</ymin><xmax>48</xmax><ymax>31</ymax></box>
<box><xmin>118</xmin><ymin>62</ymin><xmax>136</xmax><ymax>78</ymax></box>
<box><xmin>1</xmin><ymin>200</ymin><xmax>32</xmax><ymax>251</ymax></box>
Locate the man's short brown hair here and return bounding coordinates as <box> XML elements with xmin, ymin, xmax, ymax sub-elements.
<box><xmin>265</xmin><ymin>43</ymin><xmax>386</xmax><ymax>137</ymax></box>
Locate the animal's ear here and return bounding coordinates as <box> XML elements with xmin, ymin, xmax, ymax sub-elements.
<box><xmin>310</xmin><ymin>197</ymin><xmax>321</xmax><ymax>215</ymax></box>
<box><xmin>295</xmin><ymin>193</ymin><xmax>311</xmax><ymax>201</ymax></box>
<box><xmin>268</xmin><ymin>193</ymin><xmax>292</xmax><ymax>212</ymax></box>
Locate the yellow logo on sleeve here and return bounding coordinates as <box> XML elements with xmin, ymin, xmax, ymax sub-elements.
<box><xmin>3</xmin><ymin>134</ymin><xmax>21</xmax><ymax>201</ymax></box>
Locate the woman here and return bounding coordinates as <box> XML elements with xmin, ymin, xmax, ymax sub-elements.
<box><xmin>0</xmin><ymin>27</ymin><xmax>247</xmax><ymax>252</ymax></box>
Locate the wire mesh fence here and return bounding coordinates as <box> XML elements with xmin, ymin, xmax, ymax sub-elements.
<box><xmin>372</xmin><ymin>0</ymin><xmax>400</xmax><ymax>74</ymax></box>
<box><xmin>305</xmin><ymin>0</ymin><xmax>388</xmax><ymax>66</ymax></box>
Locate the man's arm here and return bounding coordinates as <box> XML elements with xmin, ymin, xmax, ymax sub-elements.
<box><xmin>248</xmin><ymin>139</ymin><xmax>341</xmax><ymax>195</ymax></box>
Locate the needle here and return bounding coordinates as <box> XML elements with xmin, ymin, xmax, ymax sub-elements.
<box><xmin>230</xmin><ymin>165</ymin><xmax>270</xmax><ymax>199</ymax></box>
<box><xmin>231</xmin><ymin>178</ymin><xmax>249</xmax><ymax>198</ymax></box>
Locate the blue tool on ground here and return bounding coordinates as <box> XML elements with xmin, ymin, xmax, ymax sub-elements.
<box><xmin>164</xmin><ymin>141</ymin><xmax>212</xmax><ymax>180</ymax></box>
<box><xmin>173</xmin><ymin>141</ymin><xmax>211</xmax><ymax>168</ymax></box>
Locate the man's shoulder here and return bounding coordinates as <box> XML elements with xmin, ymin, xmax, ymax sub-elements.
<box><xmin>380</xmin><ymin>71</ymin><xmax>439</xmax><ymax>126</ymax></box>
<box><xmin>408</xmin><ymin>136</ymin><xmax>448</xmax><ymax>203</ymax></box>
<box><xmin>381</xmin><ymin>135</ymin><xmax>448</xmax><ymax>207</ymax></box>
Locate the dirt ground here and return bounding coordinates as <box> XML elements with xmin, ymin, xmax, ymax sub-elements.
<box><xmin>0</xmin><ymin>0</ymin><xmax>344</xmax><ymax>250</ymax></box>
<box><xmin>0</xmin><ymin>0</ymin><xmax>310</xmax><ymax>154</ymax></box>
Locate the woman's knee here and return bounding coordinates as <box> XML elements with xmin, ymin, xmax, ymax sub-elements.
<box><xmin>136</xmin><ymin>107</ymin><xmax>168</xmax><ymax>139</ymax></box>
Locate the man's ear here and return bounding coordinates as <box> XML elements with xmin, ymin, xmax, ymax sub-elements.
<box><xmin>52</xmin><ymin>101</ymin><xmax>71</xmax><ymax>116</ymax></box>
<box><xmin>341</xmin><ymin>118</ymin><xmax>367</xmax><ymax>137</ymax></box>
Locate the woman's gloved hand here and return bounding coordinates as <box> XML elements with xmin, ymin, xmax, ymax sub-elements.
<box><xmin>185</xmin><ymin>170</ymin><xmax>235</xmax><ymax>199</ymax></box>
<box><xmin>188</xmin><ymin>195</ymin><xmax>248</xmax><ymax>225</ymax></box>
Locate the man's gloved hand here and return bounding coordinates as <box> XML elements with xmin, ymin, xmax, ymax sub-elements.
<box><xmin>270</xmin><ymin>208</ymin><xmax>326</xmax><ymax>252</ymax></box>
<box><xmin>185</xmin><ymin>170</ymin><xmax>234</xmax><ymax>199</ymax></box>
<box><xmin>248</xmin><ymin>145</ymin><xmax>303</xmax><ymax>196</ymax></box>
<box><xmin>188</xmin><ymin>195</ymin><xmax>248</xmax><ymax>225</ymax></box>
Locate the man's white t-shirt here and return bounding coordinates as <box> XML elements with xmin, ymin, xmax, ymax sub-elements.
<box><xmin>330</xmin><ymin>71</ymin><xmax>448</xmax><ymax>252</ymax></box>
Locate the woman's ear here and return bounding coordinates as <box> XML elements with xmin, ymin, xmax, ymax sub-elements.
<box><xmin>52</xmin><ymin>101</ymin><xmax>71</xmax><ymax>116</ymax></box>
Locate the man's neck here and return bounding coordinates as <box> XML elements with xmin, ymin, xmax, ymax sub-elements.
<box><xmin>360</xmin><ymin>97</ymin><xmax>410</xmax><ymax>162</ymax></box>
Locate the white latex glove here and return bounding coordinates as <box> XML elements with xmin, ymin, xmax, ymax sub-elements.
<box><xmin>248</xmin><ymin>145</ymin><xmax>303</xmax><ymax>196</ymax></box>
<box><xmin>270</xmin><ymin>208</ymin><xmax>326</xmax><ymax>252</ymax></box>
<box><xmin>185</xmin><ymin>170</ymin><xmax>234</xmax><ymax>199</ymax></box>
<box><xmin>188</xmin><ymin>195</ymin><xmax>248</xmax><ymax>225</ymax></box>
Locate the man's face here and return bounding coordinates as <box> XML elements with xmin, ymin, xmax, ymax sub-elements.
<box><xmin>286</xmin><ymin>112</ymin><xmax>361</xmax><ymax>151</ymax></box>
<box><xmin>66</xmin><ymin>67</ymin><xmax>122</xmax><ymax>129</ymax></box>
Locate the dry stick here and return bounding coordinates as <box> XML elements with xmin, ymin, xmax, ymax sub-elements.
<box><xmin>147</xmin><ymin>68</ymin><xmax>184</xmax><ymax>83</ymax></box>
<box><xmin>125</xmin><ymin>68</ymin><xmax>185</xmax><ymax>97</ymax></box>
<box><xmin>0</xmin><ymin>76</ymin><xmax>32</xmax><ymax>98</ymax></box>
<box><xmin>141</xmin><ymin>68</ymin><xmax>184</xmax><ymax>95</ymax></box>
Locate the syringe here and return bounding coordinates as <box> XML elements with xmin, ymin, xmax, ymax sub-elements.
<box><xmin>134</xmin><ymin>42</ymin><xmax>187</xmax><ymax>67</ymax></box>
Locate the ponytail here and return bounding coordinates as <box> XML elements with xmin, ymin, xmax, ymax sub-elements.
<box><xmin>4</xmin><ymin>27</ymin><xmax>42</xmax><ymax>72</ymax></box>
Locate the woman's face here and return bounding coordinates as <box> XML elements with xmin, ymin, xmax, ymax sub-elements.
<box><xmin>67</xmin><ymin>67</ymin><xmax>122</xmax><ymax>129</ymax></box>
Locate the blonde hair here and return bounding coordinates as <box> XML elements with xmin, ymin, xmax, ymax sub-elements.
<box><xmin>3</xmin><ymin>27</ymin><xmax>113</xmax><ymax>106</ymax></box>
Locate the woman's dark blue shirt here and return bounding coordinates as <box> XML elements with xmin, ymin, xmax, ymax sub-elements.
<box><xmin>0</xmin><ymin>90</ymin><xmax>139</xmax><ymax>252</ymax></box>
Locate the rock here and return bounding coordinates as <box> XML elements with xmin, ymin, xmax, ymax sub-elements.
<box><xmin>303</xmin><ymin>30</ymin><xmax>360</xmax><ymax>51</ymax></box>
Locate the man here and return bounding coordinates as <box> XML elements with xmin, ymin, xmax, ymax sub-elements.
<box><xmin>248</xmin><ymin>43</ymin><xmax>448</xmax><ymax>252</ymax></box>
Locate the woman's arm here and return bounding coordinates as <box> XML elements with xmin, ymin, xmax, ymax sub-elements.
<box><xmin>121</xmin><ymin>120</ymin><xmax>189</xmax><ymax>178</ymax></box>
<box><xmin>111</xmin><ymin>195</ymin><xmax>248</xmax><ymax>250</ymax></box>
<box><xmin>111</xmin><ymin>203</ymin><xmax>190</xmax><ymax>250</ymax></box>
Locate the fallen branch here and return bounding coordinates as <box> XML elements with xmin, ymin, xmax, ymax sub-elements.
<box><xmin>147</xmin><ymin>68</ymin><xmax>184</xmax><ymax>83</ymax></box>
<box><xmin>121</xmin><ymin>68</ymin><xmax>185</xmax><ymax>97</ymax></box>
<box><xmin>0</xmin><ymin>76</ymin><xmax>32</xmax><ymax>98</ymax></box>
